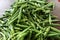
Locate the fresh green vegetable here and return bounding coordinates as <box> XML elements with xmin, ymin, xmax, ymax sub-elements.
<box><xmin>0</xmin><ymin>0</ymin><xmax>60</xmax><ymax>40</ymax></box>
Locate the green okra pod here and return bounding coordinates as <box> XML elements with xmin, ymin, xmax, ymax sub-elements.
<box><xmin>48</xmin><ymin>33</ymin><xmax>60</xmax><ymax>37</ymax></box>
<box><xmin>51</xmin><ymin>27</ymin><xmax>60</xmax><ymax>33</ymax></box>
<box><xmin>35</xmin><ymin>30</ymin><xmax>42</xmax><ymax>38</ymax></box>
<box><xmin>44</xmin><ymin>27</ymin><xmax>50</xmax><ymax>37</ymax></box>
<box><xmin>16</xmin><ymin>24</ymin><xmax>29</xmax><ymax>28</ymax></box>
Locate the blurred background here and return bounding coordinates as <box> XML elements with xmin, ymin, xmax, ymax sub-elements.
<box><xmin>0</xmin><ymin>0</ymin><xmax>14</xmax><ymax>17</ymax></box>
<box><xmin>0</xmin><ymin>0</ymin><xmax>60</xmax><ymax>19</ymax></box>
<box><xmin>51</xmin><ymin>0</ymin><xmax>60</xmax><ymax>20</ymax></box>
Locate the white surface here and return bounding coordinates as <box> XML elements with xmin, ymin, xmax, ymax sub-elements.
<box><xmin>0</xmin><ymin>0</ymin><xmax>14</xmax><ymax>17</ymax></box>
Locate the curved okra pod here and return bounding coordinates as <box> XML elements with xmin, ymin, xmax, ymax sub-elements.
<box><xmin>0</xmin><ymin>32</ymin><xmax>6</xmax><ymax>40</ymax></box>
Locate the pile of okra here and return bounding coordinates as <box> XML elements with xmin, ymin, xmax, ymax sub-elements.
<box><xmin>0</xmin><ymin>0</ymin><xmax>60</xmax><ymax>40</ymax></box>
